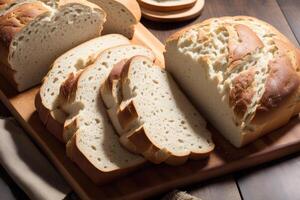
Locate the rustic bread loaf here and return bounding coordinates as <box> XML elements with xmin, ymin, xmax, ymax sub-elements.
<box><xmin>103</xmin><ymin>56</ymin><xmax>214</xmax><ymax>165</ymax></box>
<box><xmin>35</xmin><ymin>34</ymin><xmax>130</xmax><ymax>142</ymax></box>
<box><xmin>165</xmin><ymin>16</ymin><xmax>300</xmax><ymax>147</ymax></box>
<box><xmin>59</xmin><ymin>45</ymin><xmax>155</xmax><ymax>183</ymax></box>
<box><xmin>0</xmin><ymin>0</ymin><xmax>15</xmax><ymax>10</ymax></box>
<box><xmin>0</xmin><ymin>0</ymin><xmax>105</xmax><ymax>91</ymax></box>
<box><xmin>88</xmin><ymin>0</ymin><xmax>141</xmax><ymax>39</ymax></box>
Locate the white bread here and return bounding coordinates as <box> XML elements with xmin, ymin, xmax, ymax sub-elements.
<box><xmin>165</xmin><ymin>16</ymin><xmax>300</xmax><ymax>147</ymax></box>
<box><xmin>88</xmin><ymin>0</ymin><xmax>141</xmax><ymax>39</ymax></box>
<box><xmin>0</xmin><ymin>0</ymin><xmax>106</xmax><ymax>91</ymax></box>
<box><xmin>36</xmin><ymin>34</ymin><xmax>130</xmax><ymax>142</ymax></box>
<box><xmin>59</xmin><ymin>45</ymin><xmax>155</xmax><ymax>183</ymax></box>
<box><xmin>103</xmin><ymin>56</ymin><xmax>214</xmax><ymax>165</ymax></box>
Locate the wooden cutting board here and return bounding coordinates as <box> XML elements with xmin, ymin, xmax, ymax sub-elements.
<box><xmin>1</xmin><ymin>15</ymin><xmax>300</xmax><ymax>200</ymax></box>
<box><xmin>137</xmin><ymin>0</ymin><xmax>196</xmax><ymax>12</ymax></box>
<box><xmin>141</xmin><ymin>0</ymin><xmax>205</xmax><ymax>22</ymax></box>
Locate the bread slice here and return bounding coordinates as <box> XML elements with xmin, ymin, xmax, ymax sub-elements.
<box><xmin>100</xmin><ymin>58</ymin><xmax>138</xmax><ymax>135</ymax></box>
<box><xmin>88</xmin><ymin>0</ymin><xmax>141</xmax><ymax>39</ymax></box>
<box><xmin>59</xmin><ymin>45</ymin><xmax>155</xmax><ymax>183</ymax></box>
<box><xmin>0</xmin><ymin>0</ymin><xmax>106</xmax><ymax>91</ymax></box>
<box><xmin>36</xmin><ymin>34</ymin><xmax>130</xmax><ymax>142</ymax></box>
<box><xmin>105</xmin><ymin>56</ymin><xmax>214</xmax><ymax>165</ymax></box>
<box><xmin>165</xmin><ymin>16</ymin><xmax>300</xmax><ymax>147</ymax></box>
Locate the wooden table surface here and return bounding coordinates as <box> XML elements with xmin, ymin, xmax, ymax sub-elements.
<box><xmin>1</xmin><ymin>0</ymin><xmax>300</xmax><ymax>199</ymax></box>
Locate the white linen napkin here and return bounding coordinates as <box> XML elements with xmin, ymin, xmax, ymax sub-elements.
<box><xmin>0</xmin><ymin>118</ymin><xmax>71</xmax><ymax>200</ymax></box>
<box><xmin>0</xmin><ymin>175</ymin><xmax>15</xmax><ymax>200</ymax></box>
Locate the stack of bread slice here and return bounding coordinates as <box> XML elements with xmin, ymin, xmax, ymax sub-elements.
<box><xmin>101</xmin><ymin>56</ymin><xmax>214</xmax><ymax>165</ymax></box>
<box><xmin>60</xmin><ymin>44</ymin><xmax>155</xmax><ymax>183</ymax></box>
<box><xmin>37</xmin><ymin>38</ymin><xmax>160</xmax><ymax>183</ymax></box>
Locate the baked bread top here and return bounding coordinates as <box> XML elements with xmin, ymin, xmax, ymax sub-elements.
<box><xmin>0</xmin><ymin>0</ymin><xmax>14</xmax><ymax>9</ymax></box>
<box><xmin>0</xmin><ymin>1</ymin><xmax>49</xmax><ymax>48</ymax></box>
<box><xmin>167</xmin><ymin>16</ymin><xmax>300</xmax><ymax>131</ymax></box>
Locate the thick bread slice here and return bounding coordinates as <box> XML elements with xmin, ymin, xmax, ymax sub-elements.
<box><xmin>60</xmin><ymin>45</ymin><xmax>155</xmax><ymax>183</ymax></box>
<box><xmin>36</xmin><ymin>34</ymin><xmax>130</xmax><ymax>142</ymax></box>
<box><xmin>165</xmin><ymin>16</ymin><xmax>300</xmax><ymax>147</ymax></box>
<box><xmin>114</xmin><ymin>56</ymin><xmax>214</xmax><ymax>165</ymax></box>
<box><xmin>101</xmin><ymin>58</ymin><xmax>144</xmax><ymax>135</ymax></box>
<box><xmin>0</xmin><ymin>0</ymin><xmax>106</xmax><ymax>91</ymax></box>
<box><xmin>88</xmin><ymin>0</ymin><xmax>141</xmax><ymax>39</ymax></box>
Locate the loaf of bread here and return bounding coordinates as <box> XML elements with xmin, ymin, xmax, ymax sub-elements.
<box><xmin>36</xmin><ymin>34</ymin><xmax>130</xmax><ymax>142</ymax></box>
<box><xmin>58</xmin><ymin>45</ymin><xmax>155</xmax><ymax>183</ymax></box>
<box><xmin>165</xmin><ymin>16</ymin><xmax>300</xmax><ymax>147</ymax></box>
<box><xmin>0</xmin><ymin>0</ymin><xmax>106</xmax><ymax>91</ymax></box>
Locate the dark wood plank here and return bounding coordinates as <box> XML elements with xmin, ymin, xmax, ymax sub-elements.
<box><xmin>0</xmin><ymin>102</ymin><xmax>11</xmax><ymax>117</ymax></box>
<box><xmin>237</xmin><ymin>152</ymin><xmax>300</xmax><ymax>200</ymax></box>
<box><xmin>189</xmin><ymin>176</ymin><xmax>241</xmax><ymax>200</ymax></box>
<box><xmin>277</xmin><ymin>0</ymin><xmax>300</xmax><ymax>44</ymax></box>
<box><xmin>234</xmin><ymin>1</ymin><xmax>300</xmax><ymax>199</ymax></box>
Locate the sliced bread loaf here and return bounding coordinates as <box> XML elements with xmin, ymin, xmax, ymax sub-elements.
<box><xmin>88</xmin><ymin>0</ymin><xmax>141</xmax><ymax>39</ymax></box>
<box><xmin>104</xmin><ymin>56</ymin><xmax>214</xmax><ymax>165</ymax></box>
<box><xmin>59</xmin><ymin>45</ymin><xmax>155</xmax><ymax>183</ymax></box>
<box><xmin>0</xmin><ymin>0</ymin><xmax>106</xmax><ymax>91</ymax></box>
<box><xmin>36</xmin><ymin>34</ymin><xmax>130</xmax><ymax>142</ymax></box>
<box><xmin>165</xmin><ymin>16</ymin><xmax>300</xmax><ymax>147</ymax></box>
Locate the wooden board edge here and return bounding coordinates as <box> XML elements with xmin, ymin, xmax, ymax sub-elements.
<box><xmin>122</xmin><ymin>141</ymin><xmax>300</xmax><ymax>199</ymax></box>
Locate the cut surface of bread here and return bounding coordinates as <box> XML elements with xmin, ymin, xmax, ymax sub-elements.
<box><xmin>36</xmin><ymin>34</ymin><xmax>130</xmax><ymax>142</ymax></box>
<box><xmin>107</xmin><ymin>56</ymin><xmax>214</xmax><ymax>165</ymax></box>
<box><xmin>0</xmin><ymin>0</ymin><xmax>105</xmax><ymax>91</ymax></box>
<box><xmin>88</xmin><ymin>0</ymin><xmax>141</xmax><ymax>39</ymax></box>
<box><xmin>165</xmin><ymin>16</ymin><xmax>300</xmax><ymax>147</ymax></box>
<box><xmin>60</xmin><ymin>45</ymin><xmax>155</xmax><ymax>183</ymax></box>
